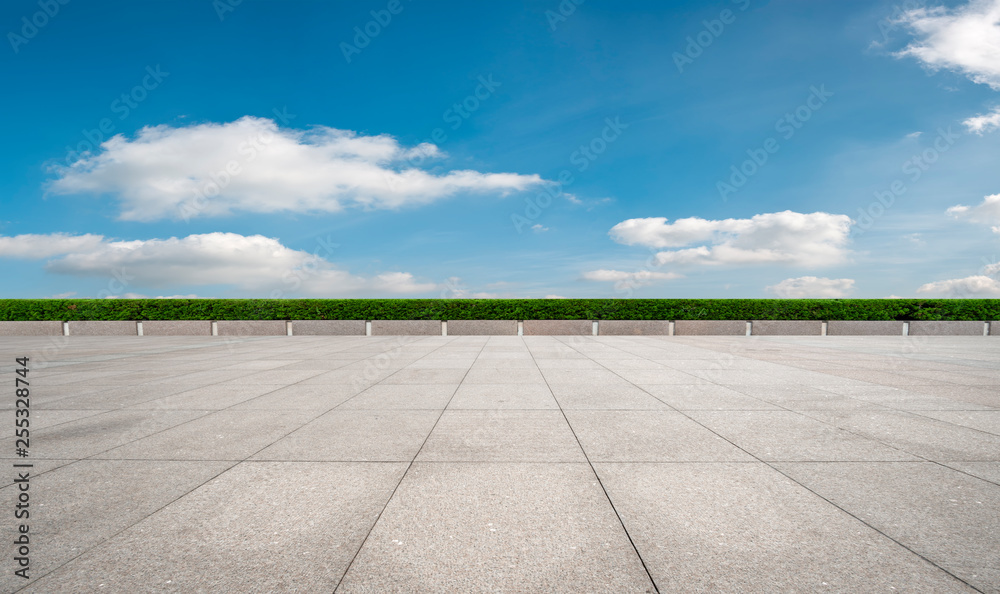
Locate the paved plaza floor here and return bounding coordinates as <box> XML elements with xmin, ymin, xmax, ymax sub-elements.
<box><xmin>1</xmin><ymin>335</ymin><xmax>998</xmax><ymax>592</ymax></box>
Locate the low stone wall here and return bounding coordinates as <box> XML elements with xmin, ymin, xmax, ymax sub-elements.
<box><xmin>371</xmin><ymin>320</ymin><xmax>441</xmax><ymax>336</ymax></box>
<box><xmin>522</xmin><ymin>320</ymin><xmax>593</xmax><ymax>336</ymax></box>
<box><xmin>216</xmin><ymin>320</ymin><xmax>287</xmax><ymax>336</ymax></box>
<box><xmin>908</xmin><ymin>321</ymin><xmax>986</xmax><ymax>336</ymax></box>
<box><xmin>67</xmin><ymin>321</ymin><xmax>137</xmax><ymax>336</ymax></box>
<box><xmin>827</xmin><ymin>321</ymin><xmax>905</xmax><ymax>336</ymax></box>
<box><xmin>0</xmin><ymin>321</ymin><xmax>64</xmax><ymax>336</ymax></box>
<box><xmin>292</xmin><ymin>320</ymin><xmax>365</xmax><ymax>336</ymax></box>
<box><xmin>142</xmin><ymin>320</ymin><xmax>212</xmax><ymax>336</ymax></box>
<box><xmin>3</xmin><ymin>320</ymin><xmax>997</xmax><ymax>337</ymax></box>
<box><xmin>447</xmin><ymin>320</ymin><xmax>517</xmax><ymax>336</ymax></box>
<box><xmin>598</xmin><ymin>320</ymin><xmax>670</xmax><ymax>336</ymax></box>
<box><xmin>751</xmin><ymin>320</ymin><xmax>823</xmax><ymax>336</ymax></box>
<box><xmin>674</xmin><ymin>320</ymin><xmax>747</xmax><ymax>336</ymax></box>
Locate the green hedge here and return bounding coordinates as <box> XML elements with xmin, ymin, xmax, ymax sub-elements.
<box><xmin>1</xmin><ymin>299</ymin><xmax>998</xmax><ymax>321</ymax></box>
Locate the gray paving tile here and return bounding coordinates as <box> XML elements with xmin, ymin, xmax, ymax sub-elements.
<box><xmin>96</xmin><ymin>410</ymin><xmax>317</xmax><ymax>460</ymax></box>
<box><xmin>774</xmin><ymin>461</ymin><xmax>1000</xmax><ymax>592</ymax></box>
<box><xmin>640</xmin><ymin>384</ymin><xmax>781</xmax><ymax>410</ymax></box>
<box><xmin>2</xmin><ymin>334</ymin><xmax>998</xmax><ymax>591</ymax></box>
<box><xmin>381</xmin><ymin>368</ymin><xmax>469</xmax><ymax>384</ymax></box>
<box><xmin>24</xmin><ymin>409</ymin><xmax>109</xmax><ymax>430</ymax></box>
<box><xmin>32</xmin><ymin>383</ymin><xmax>196</xmax><ymax>409</ymax></box>
<box><xmin>417</xmin><ymin>410</ymin><xmax>585</xmax><ymax>462</ymax></box>
<box><xmin>942</xmin><ymin>462</ymin><xmax>1000</xmax><ymax>486</ymax></box>
<box><xmin>596</xmin><ymin>462</ymin><xmax>975</xmax><ymax>593</ymax></box>
<box><xmin>0</xmin><ymin>409</ymin><xmax>209</xmax><ymax>459</ymax></box>
<box><xmin>447</xmin><ymin>383</ymin><xmax>559</xmax><ymax>409</ymax></box>
<box><xmin>915</xmin><ymin>410</ymin><xmax>1000</xmax><ymax>436</ymax></box>
<box><xmin>229</xmin><ymin>383</ymin><xmax>361</xmax><ymax>410</ymax></box>
<box><xmin>687</xmin><ymin>410</ymin><xmax>918</xmax><ymax>461</ymax></box>
<box><xmin>802</xmin><ymin>409</ymin><xmax>1000</xmax><ymax>461</ymax></box>
<box><xmin>223</xmin><ymin>368</ymin><xmax>328</xmax><ymax>384</ymax></box>
<box><xmin>0</xmin><ymin>460</ymin><xmax>234</xmax><ymax>592</ymax></box>
<box><xmin>548</xmin><ymin>383</ymin><xmax>671</xmax><ymax>410</ymax></box>
<box><xmin>539</xmin><ymin>368</ymin><xmax>628</xmax><ymax>384</ymax></box>
<box><xmin>906</xmin><ymin>384</ymin><xmax>1000</xmax><ymax>408</ymax></box>
<box><xmin>130</xmin><ymin>383</ymin><xmax>282</xmax><ymax>409</ymax></box>
<box><xmin>566</xmin><ymin>411</ymin><xmax>753</xmax><ymax>461</ymax></box>
<box><xmin>253</xmin><ymin>410</ymin><xmax>440</xmax><ymax>461</ymax></box>
<box><xmin>337</xmin><ymin>463</ymin><xmax>656</xmax><ymax>593</ymax></box>
<box><xmin>23</xmin><ymin>462</ymin><xmax>407</xmax><ymax>592</ymax></box>
<box><xmin>463</xmin><ymin>367</ymin><xmax>546</xmax><ymax>384</ymax></box>
<box><xmin>338</xmin><ymin>384</ymin><xmax>458</xmax><ymax>409</ymax></box>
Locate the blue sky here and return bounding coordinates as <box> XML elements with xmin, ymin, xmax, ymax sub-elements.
<box><xmin>2</xmin><ymin>0</ymin><xmax>1000</xmax><ymax>299</ymax></box>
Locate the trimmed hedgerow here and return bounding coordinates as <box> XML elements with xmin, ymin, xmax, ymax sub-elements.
<box><xmin>0</xmin><ymin>299</ymin><xmax>998</xmax><ymax>321</ymax></box>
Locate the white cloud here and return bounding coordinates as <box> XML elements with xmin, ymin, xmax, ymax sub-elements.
<box><xmin>48</xmin><ymin>291</ymin><xmax>77</xmax><ymax>299</ymax></box>
<box><xmin>581</xmin><ymin>269</ymin><xmax>682</xmax><ymax>285</ymax></box>
<box><xmin>439</xmin><ymin>277</ymin><xmax>499</xmax><ymax>299</ymax></box>
<box><xmin>48</xmin><ymin>117</ymin><xmax>547</xmax><ymax>221</ymax></box>
<box><xmin>947</xmin><ymin>193</ymin><xmax>1000</xmax><ymax>230</ymax></box>
<box><xmin>917</xmin><ymin>275</ymin><xmax>1000</xmax><ymax>296</ymax></box>
<box><xmin>531</xmin><ymin>224</ymin><xmax>549</xmax><ymax>232</ymax></box>
<box><xmin>905</xmin><ymin>131</ymin><xmax>923</xmax><ymax>139</ymax></box>
<box><xmin>0</xmin><ymin>233</ymin><xmax>105</xmax><ymax>259</ymax></box>
<box><xmin>964</xmin><ymin>107</ymin><xmax>1000</xmax><ymax>134</ymax></box>
<box><xmin>609</xmin><ymin>211</ymin><xmax>853</xmax><ymax>267</ymax></box>
<box><xmin>0</xmin><ymin>232</ymin><xmax>437</xmax><ymax>297</ymax></box>
<box><xmin>544</xmin><ymin>294</ymin><xmax>567</xmax><ymax>299</ymax></box>
<box><xmin>895</xmin><ymin>0</ymin><xmax>1000</xmax><ymax>89</ymax></box>
<box><xmin>766</xmin><ymin>276</ymin><xmax>855</xmax><ymax>298</ymax></box>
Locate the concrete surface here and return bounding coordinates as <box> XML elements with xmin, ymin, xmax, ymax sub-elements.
<box><xmin>909</xmin><ymin>321</ymin><xmax>986</xmax><ymax>336</ymax></box>
<box><xmin>1</xmin><ymin>335</ymin><xmax>997</xmax><ymax>592</ymax></box>
<box><xmin>66</xmin><ymin>321</ymin><xmax>136</xmax><ymax>336</ymax></box>
<box><xmin>827</xmin><ymin>320</ymin><xmax>905</xmax><ymax>336</ymax></box>
<box><xmin>0</xmin><ymin>321</ymin><xmax>63</xmax><ymax>336</ymax></box>
<box><xmin>215</xmin><ymin>320</ymin><xmax>287</xmax><ymax>336</ymax></box>
<box><xmin>446</xmin><ymin>319</ymin><xmax>518</xmax><ymax>335</ymax></box>
<box><xmin>371</xmin><ymin>320</ymin><xmax>442</xmax><ymax>336</ymax></box>
<box><xmin>522</xmin><ymin>320</ymin><xmax>593</xmax><ymax>335</ymax></box>
<box><xmin>752</xmin><ymin>320</ymin><xmax>823</xmax><ymax>336</ymax></box>
<box><xmin>674</xmin><ymin>320</ymin><xmax>747</xmax><ymax>335</ymax></box>
<box><xmin>292</xmin><ymin>320</ymin><xmax>366</xmax><ymax>336</ymax></box>
<box><xmin>598</xmin><ymin>320</ymin><xmax>671</xmax><ymax>335</ymax></box>
<box><xmin>141</xmin><ymin>320</ymin><xmax>212</xmax><ymax>336</ymax></box>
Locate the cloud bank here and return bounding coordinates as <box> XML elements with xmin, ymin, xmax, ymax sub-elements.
<box><xmin>48</xmin><ymin>117</ymin><xmax>547</xmax><ymax>221</ymax></box>
<box><xmin>766</xmin><ymin>276</ymin><xmax>855</xmax><ymax>298</ymax></box>
<box><xmin>895</xmin><ymin>0</ymin><xmax>1000</xmax><ymax>89</ymax></box>
<box><xmin>0</xmin><ymin>232</ymin><xmax>437</xmax><ymax>297</ymax></box>
<box><xmin>964</xmin><ymin>107</ymin><xmax>1000</xmax><ymax>134</ymax></box>
<box><xmin>947</xmin><ymin>193</ymin><xmax>1000</xmax><ymax>232</ymax></box>
<box><xmin>609</xmin><ymin>211</ymin><xmax>853</xmax><ymax>267</ymax></box>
